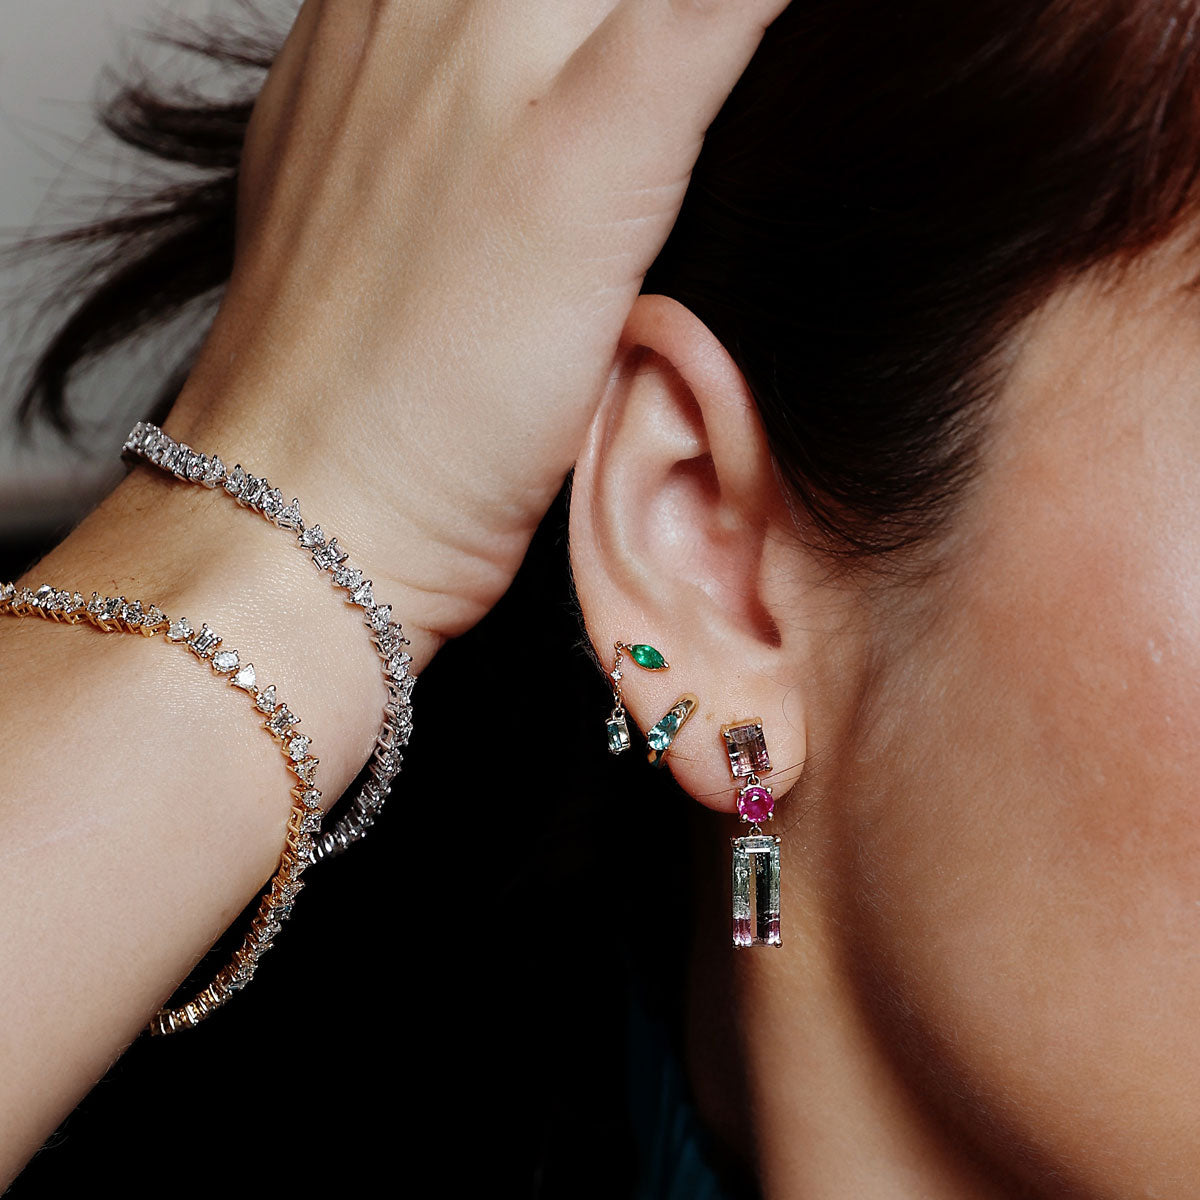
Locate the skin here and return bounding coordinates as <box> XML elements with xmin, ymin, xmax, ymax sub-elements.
<box><xmin>567</xmin><ymin>232</ymin><xmax>1200</xmax><ymax>1196</ymax></box>
<box><xmin>5</xmin><ymin>0</ymin><xmax>1196</xmax><ymax>1193</ymax></box>
<box><xmin>0</xmin><ymin>0</ymin><xmax>792</xmax><ymax>1183</ymax></box>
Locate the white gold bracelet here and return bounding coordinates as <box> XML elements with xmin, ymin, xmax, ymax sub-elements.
<box><xmin>120</xmin><ymin>419</ymin><xmax>413</xmax><ymax>864</ymax></box>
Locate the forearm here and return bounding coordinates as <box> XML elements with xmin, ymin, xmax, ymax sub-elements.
<box><xmin>0</xmin><ymin>461</ymin><xmax>425</xmax><ymax>1181</ymax></box>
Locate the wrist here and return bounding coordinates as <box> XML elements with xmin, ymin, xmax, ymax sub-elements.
<box><xmin>21</xmin><ymin>466</ymin><xmax>396</xmax><ymax>802</ymax></box>
<box><xmin>162</xmin><ymin>379</ymin><xmax>493</xmax><ymax>654</ymax></box>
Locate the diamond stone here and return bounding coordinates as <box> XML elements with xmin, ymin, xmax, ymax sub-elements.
<box><xmin>313</xmin><ymin>537</ymin><xmax>347</xmax><ymax>570</ymax></box>
<box><xmin>287</xmin><ymin>734</ymin><xmax>311</xmax><ymax>762</ymax></box>
<box><xmin>123</xmin><ymin>600</ymin><xmax>145</xmax><ymax>626</ymax></box>
<box><xmin>299</xmin><ymin>524</ymin><xmax>325</xmax><ymax>549</ymax></box>
<box><xmin>311</xmin><ymin>540</ymin><xmax>340</xmax><ymax>570</ymax></box>
<box><xmin>378</xmin><ymin>624</ymin><xmax>409</xmax><ymax>653</ymax></box>
<box><xmin>186</xmin><ymin>451</ymin><xmax>207</xmax><ymax>480</ymax></box>
<box><xmin>224</xmin><ymin>464</ymin><xmax>246</xmax><ymax>495</ymax></box>
<box><xmin>212</xmin><ymin>649</ymin><xmax>240</xmax><ymax>673</ymax></box>
<box><xmin>351</xmin><ymin>580</ymin><xmax>374</xmax><ymax>608</ymax></box>
<box><xmin>144</xmin><ymin>605</ymin><xmax>167</xmax><ymax>630</ymax></box>
<box><xmin>370</xmin><ymin>604</ymin><xmax>391</xmax><ymax>633</ymax></box>
<box><xmin>267</xmin><ymin>705</ymin><xmax>298</xmax><ymax>736</ymax></box>
<box><xmin>301</xmin><ymin>810</ymin><xmax>322</xmax><ymax>833</ymax></box>
<box><xmin>299</xmin><ymin>787</ymin><xmax>322</xmax><ymax>811</ymax></box>
<box><xmin>231</xmin><ymin>663</ymin><xmax>257</xmax><ymax>691</ymax></box>
<box><xmin>333</xmin><ymin>564</ymin><xmax>363</xmax><ymax>590</ymax></box>
<box><xmin>240</xmin><ymin>474</ymin><xmax>266</xmax><ymax>507</ymax></box>
<box><xmin>387</xmin><ymin>651</ymin><xmax>412</xmax><ymax>678</ymax></box>
<box><xmin>102</xmin><ymin>596</ymin><xmax>124</xmax><ymax>620</ymax></box>
<box><xmin>202</xmin><ymin>454</ymin><xmax>226</xmax><ymax>487</ymax></box>
<box><xmin>276</xmin><ymin>498</ymin><xmax>302</xmax><ymax>530</ymax></box>
<box><xmin>188</xmin><ymin>623</ymin><xmax>221</xmax><ymax>658</ymax></box>
<box><xmin>87</xmin><ymin>592</ymin><xmax>104</xmax><ymax>616</ymax></box>
<box><xmin>255</xmin><ymin>684</ymin><xmax>278</xmax><ymax>713</ymax></box>
<box><xmin>374</xmin><ymin>746</ymin><xmax>403</xmax><ymax>775</ymax></box>
<box><xmin>290</xmin><ymin>757</ymin><xmax>318</xmax><ymax>783</ymax></box>
<box><xmin>261</xmin><ymin>488</ymin><xmax>284</xmax><ymax>518</ymax></box>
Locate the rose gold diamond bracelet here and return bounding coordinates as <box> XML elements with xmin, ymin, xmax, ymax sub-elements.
<box><xmin>120</xmin><ymin>420</ymin><xmax>413</xmax><ymax>864</ymax></box>
<box><xmin>0</xmin><ymin>580</ymin><xmax>322</xmax><ymax>1035</ymax></box>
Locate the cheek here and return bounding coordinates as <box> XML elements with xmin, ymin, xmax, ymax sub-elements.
<box><xmin>842</xmin><ymin>387</ymin><xmax>1200</xmax><ymax>1192</ymax></box>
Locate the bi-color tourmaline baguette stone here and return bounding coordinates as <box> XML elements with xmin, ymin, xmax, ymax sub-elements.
<box><xmin>721</xmin><ymin>718</ymin><xmax>772</xmax><ymax>779</ymax></box>
<box><xmin>732</xmin><ymin>833</ymin><xmax>782</xmax><ymax>947</ymax></box>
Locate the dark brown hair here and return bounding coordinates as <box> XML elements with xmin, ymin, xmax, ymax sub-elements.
<box><xmin>9</xmin><ymin>7</ymin><xmax>1200</xmax><ymax>1194</ymax></box>
<box><xmin>12</xmin><ymin>0</ymin><xmax>1200</xmax><ymax>562</ymax></box>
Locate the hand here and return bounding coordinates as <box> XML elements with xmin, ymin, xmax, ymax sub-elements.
<box><xmin>168</xmin><ymin>0</ymin><xmax>791</xmax><ymax>656</ymax></box>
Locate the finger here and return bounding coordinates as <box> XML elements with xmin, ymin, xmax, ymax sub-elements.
<box><xmin>549</xmin><ymin>0</ymin><xmax>792</xmax><ymax>153</ymax></box>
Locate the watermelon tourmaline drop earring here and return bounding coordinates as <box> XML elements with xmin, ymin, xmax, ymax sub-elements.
<box><xmin>723</xmin><ymin>717</ymin><xmax>782</xmax><ymax>948</ymax></box>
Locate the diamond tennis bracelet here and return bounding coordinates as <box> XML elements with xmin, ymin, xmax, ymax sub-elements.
<box><xmin>0</xmin><ymin>580</ymin><xmax>321</xmax><ymax>1034</ymax></box>
<box><xmin>121</xmin><ymin>420</ymin><xmax>413</xmax><ymax>864</ymax></box>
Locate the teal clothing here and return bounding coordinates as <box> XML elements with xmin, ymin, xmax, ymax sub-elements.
<box><xmin>627</xmin><ymin>975</ymin><xmax>758</xmax><ymax>1200</ymax></box>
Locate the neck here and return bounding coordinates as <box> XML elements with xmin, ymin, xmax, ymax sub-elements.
<box><xmin>681</xmin><ymin>807</ymin><xmax>1032</xmax><ymax>1200</ymax></box>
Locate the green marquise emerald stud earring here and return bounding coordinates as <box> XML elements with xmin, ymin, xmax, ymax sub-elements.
<box><xmin>606</xmin><ymin>641</ymin><xmax>669</xmax><ymax>754</ymax></box>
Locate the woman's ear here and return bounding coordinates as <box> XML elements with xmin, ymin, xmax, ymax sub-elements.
<box><xmin>569</xmin><ymin>293</ymin><xmax>823</xmax><ymax>813</ymax></box>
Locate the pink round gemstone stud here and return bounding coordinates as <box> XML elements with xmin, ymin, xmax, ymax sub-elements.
<box><xmin>737</xmin><ymin>784</ymin><xmax>774</xmax><ymax>823</ymax></box>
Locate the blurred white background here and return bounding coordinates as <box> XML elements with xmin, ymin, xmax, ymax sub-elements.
<box><xmin>0</xmin><ymin>0</ymin><xmax>280</xmax><ymax>536</ymax></box>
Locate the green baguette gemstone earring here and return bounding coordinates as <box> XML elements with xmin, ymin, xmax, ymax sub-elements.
<box><xmin>606</xmin><ymin>641</ymin><xmax>669</xmax><ymax>754</ymax></box>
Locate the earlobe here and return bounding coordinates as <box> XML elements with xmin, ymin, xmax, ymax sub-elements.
<box><xmin>568</xmin><ymin>292</ymin><xmax>809</xmax><ymax>814</ymax></box>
